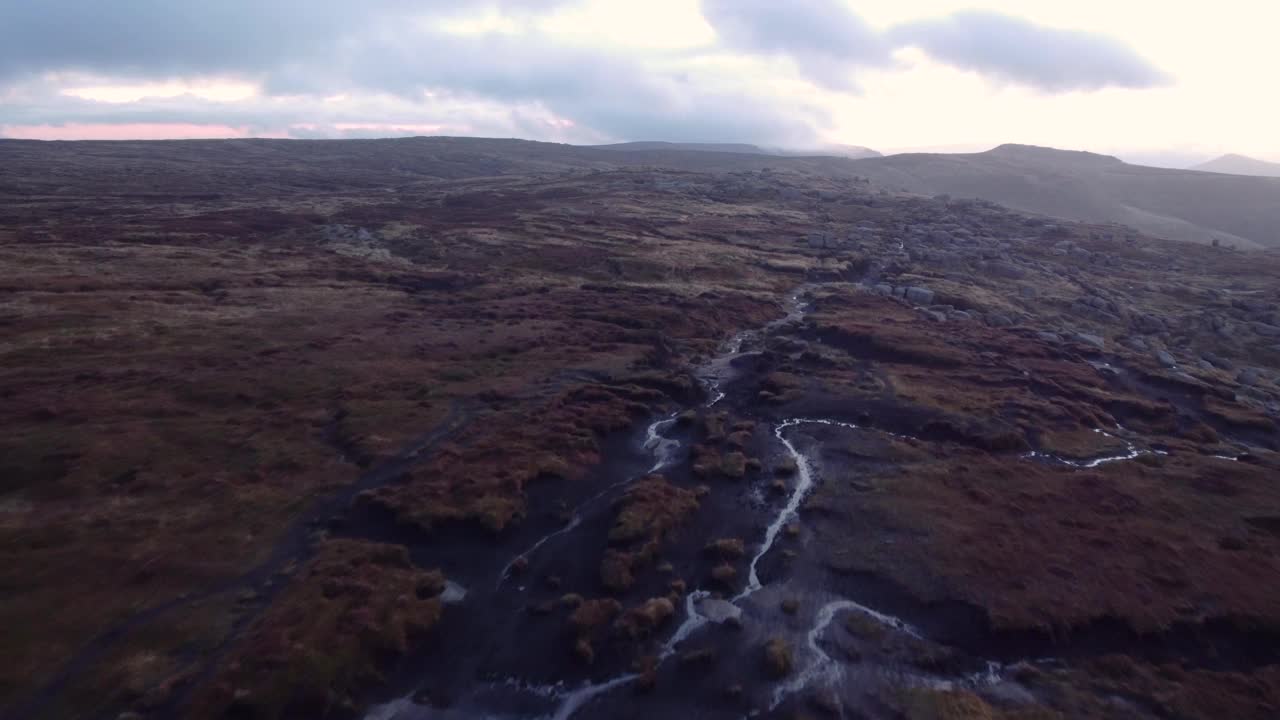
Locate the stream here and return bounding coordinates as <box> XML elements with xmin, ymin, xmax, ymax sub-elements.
<box><xmin>365</xmin><ymin>286</ymin><xmax>1166</xmax><ymax>720</ymax></box>
<box><xmin>497</xmin><ymin>412</ymin><xmax>681</xmax><ymax>589</ymax></box>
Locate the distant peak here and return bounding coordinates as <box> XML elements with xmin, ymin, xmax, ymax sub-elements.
<box><xmin>986</xmin><ymin>143</ymin><xmax>1122</xmax><ymax>163</ymax></box>
<box><xmin>1192</xmin><ymin>153</ymin><xmax>1280</xmax><ymax>177</ymax></box>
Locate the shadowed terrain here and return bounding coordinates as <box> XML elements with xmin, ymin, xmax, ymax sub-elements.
<box><xmin>849</xmin><ymin>144</ymin><xmax>1280</xmax><ymax>248</ymax></box>
<box><xmin>1</xmin><ymin>136</ymin><xmax>1277</xmax><ymax>720</ymax></box>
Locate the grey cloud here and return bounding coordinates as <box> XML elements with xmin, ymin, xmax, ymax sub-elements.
<box><xmin>0</xmin><ymin>1</ymin><xmax>566</xmax><ymax>82</ymax></box>
<box><xmin>890</xmin><ymin>11</ymin><xmax>1171</xmax><ymax>91</ymax></box>
<box><xmin>0</xmin><ymin>1</ymin><xmax>380</xmax><ymax>81</ymax></box>
<box><xmin>0</xmin><ymin>29</ymin><xmax>822</xmax><ymax>147</ymax></box>
<box><xmin>700</xmin><ymin>0</ymin><xmax>890</xmax><ymax>90</ymax></box>
<box><xmin>700</xmin><ymin>1</ymin><xmax>1169</xmax><ymax>94</ymax></box>
<box><xmin>0</xmin><ymin>1</ymin><xmax>1168</xmax><ymax>146</ymax></box>
<box><xmin>340</xmin><ymin>31</ymin><xmax>824</xmax><ymax>142</ymax></box>
<box><xmin>0</xmin><ymin>0</ymin><xmax>819</xmax><ymax>144</ymax></box>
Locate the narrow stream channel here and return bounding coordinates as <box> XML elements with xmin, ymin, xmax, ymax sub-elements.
<box><xmin>366</xmin><ymin>285</ymin><xmax>1166</xmax><ymax>720</ymax></box>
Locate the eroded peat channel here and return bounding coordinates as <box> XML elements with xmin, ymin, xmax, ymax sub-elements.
<box><xmin>361</xmin><ymin>280</ymin><xmax>1278</xmax><ymax>720</ymax></box>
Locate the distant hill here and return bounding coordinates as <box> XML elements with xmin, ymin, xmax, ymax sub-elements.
<box><xmin>765</xmin><ymin>143</ymin><xmax>882</xmax><ymax>159</ymax></box>
<box><xmin>1192</xmin><ymin>153</ymin><xmax>1280</xmax><ymax>178</ymax></box>
<box><xmin>0</xmin><ymin>136</ymin><xmax>866</xmax><ymax>197</ymax></box>
<box><xmin>589</xmin><ymin>141</ymin><xmax>769</xmax><ymax>155</ymax></box>
<box><xmin>589</xmin><ymin>141</ymin><xmax>881</xmax><ymax>159</ymax></box>
<box><xmin>849</xmin><ymin>144</ymin><xmax>1280</xmax><ymax>249</ymax></box>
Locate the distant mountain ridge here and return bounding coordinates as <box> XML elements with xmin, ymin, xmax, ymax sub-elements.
<box><xmin>847</xmin><ymin>144</ymin><xmax>1280</xmax><ymax>249</ymax></box>
<box><xmin>588</xmin><ymin>141</ymin><xmax>881</xmax><ymax>159</ymax></box>
<box><xmin>5</xmin><ymin>135</ymin><xmax>1276</xmax><ymax>249</ymax></box>
<box><xmin>589</xmin><ymin>141</ymin><xmax>766</xmax><ymax>154</ymax></box>
<box><xmin>1192</xmin><ymin>153</ymin><xmax>1280</xmax><ymax>178</ymax></box>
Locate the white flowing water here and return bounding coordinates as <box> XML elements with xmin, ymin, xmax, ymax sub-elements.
<box><xmin>374</xmin><ymin>284</ymin><xmax>1102</xmax><ymax>719</ymax></box>
<box><xmin>548</xmin><ymin>674</ymin><xmax>640</xmax><ymax>720</ymax></box>
<box><xmin>547</xmin><ymin>418</ymin><xmax>920</xmax><ymax>719</ymax></box>
<box><xmin>544</xmin><ymin>415</ymin><xmax>1164</xmax><ymax>715</ymax></box>
<box><xmin>643</xmin><ymin>415</ymin><xmax>680</xmax><ymax>472</ymax></box>
<box><xmin>659</xmin><ymin>590</ymin><xmax>713</xmax><ymax>658</ymax></box>
<box><xmin>734</xmin><ymin>419</ymin><xmax>820</xmax><ymax>600</ymax></box>
<box><xmin>441</xmin><ymin>581</ymin><xmax>468</xmax><ymax>605</ymax></box>
<box><xmin>1023</xmin><ymin>428</ymin><xmax>1164</xmax><ymax>469</ymax></box>
<box><xmin>767</xmin><ymin>600</ymin><xmax>909</xmax><ymax>711</ymax></box>
<box><xmin>765</xmin><ymin>602</ymin><xmax>1019</xmax><ymax>714</ymax></box>
<box><xmin>498</xmin><ymin>413</ymin><xmax>680</xmax><ymax>587</ymax></box>
<box><xmin>699</xmin><ymin>290</ymin><xmax>810</xmax><ymax>408</ymax></box>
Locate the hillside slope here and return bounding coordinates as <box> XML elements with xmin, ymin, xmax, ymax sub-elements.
<box><xmin>1193</xmin><ymin>153</ymin><xmax>1280</xmax><ymax>178</ymax></box>
<box><xmin>851</xmin><ymin>144</ymin><xmax>1280</xmax><ymax>248</ymax></box>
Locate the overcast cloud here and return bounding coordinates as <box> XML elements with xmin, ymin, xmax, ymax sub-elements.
<box><xmin>700</xmin><ymin>0</ymin><xmax>892</xmax><ymax>91</ymax></box>
<box><xmin>2</xmin><ymin>0</ymin><xmax>1255</xmax><ymax>158</ymax></box>
<box><xmin>890</xmin><ymin>11</ymin><xmax>1171</xmax><ymax>92</ymax></box>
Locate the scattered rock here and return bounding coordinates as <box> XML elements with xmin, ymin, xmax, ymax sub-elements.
<box><xmin>904</xmin><ymin>287</ymin><xmax>935</xmax><ymax>305</ymax></box>
<box><xmin>1123</xmin><ymin>336</ymin><xmax>1149</xmax><ymax>352</ymax></box>
<box><xmin>1238</xmin><ymin>368</ymin><xmax>1263</xmax><ymax>386</ymax></box>
<box><xmin>1202</xmin><ymin>352</ymin><xmax>1234</xmax><ymax>371</ymax></box>
<box><xmin>1073</xmin><ymin>332</ymin><xmax>1106</xmax><ymax>349</ymax></box>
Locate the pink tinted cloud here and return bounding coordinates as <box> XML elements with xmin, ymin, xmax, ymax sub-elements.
<box><xmin>0</xmin><ymin>123</ymin><xmax>262</xmax><ymax>140</ymax></box>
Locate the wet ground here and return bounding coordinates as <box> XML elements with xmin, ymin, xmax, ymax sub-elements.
<box><xmin>355</xmin><ymin>283</ymin><xmax>1236</xmax><ymax>720</ymax></box>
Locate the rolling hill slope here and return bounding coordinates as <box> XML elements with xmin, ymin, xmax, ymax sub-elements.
<box><xmin>851</xmin><ymin>144</ymin><xmax>1280</xmax><ymax>248</ymax></box>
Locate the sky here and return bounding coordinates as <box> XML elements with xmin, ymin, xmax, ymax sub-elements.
<box><xmin>1</xmin><ymin>0</ymin><xmax>1277</xmax><ymax>166</ymax></box>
